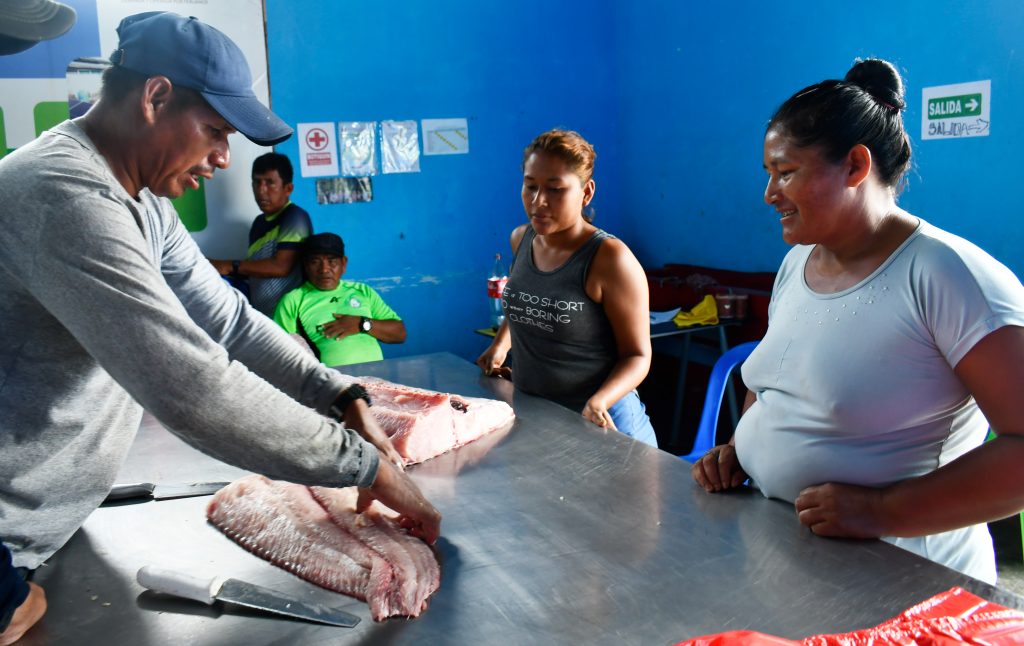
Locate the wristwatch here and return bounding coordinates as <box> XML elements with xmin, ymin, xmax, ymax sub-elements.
<box><xmin>231</xmin><ymin>259</ymin><xmax>241</xmax><ymax>277</ymax></box>
<box><xmin>328</xmin><ymin>384</ymin><xmax>372</xmax><ymax>422</ymax></box>
<box><xmin>359</xmin><ymin>316</ymin><xmax>373</xmax><ymax>334</ymax></box>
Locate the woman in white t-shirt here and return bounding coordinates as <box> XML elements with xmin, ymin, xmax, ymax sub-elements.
<box><xmin>691</xmin><ymin>58</ymin><xmax>1024</xmax><ymax>582</ymax></box>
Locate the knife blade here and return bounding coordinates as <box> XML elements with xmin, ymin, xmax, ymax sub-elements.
<box><xmin>137</xmin><ymin>566</ymin><xmax>360</xmax><ymax>628</ymax></box>
<box><xmin>105</xmin><ymin>481</ymin><xmax>229</xmax><ymax>503</ymax></box>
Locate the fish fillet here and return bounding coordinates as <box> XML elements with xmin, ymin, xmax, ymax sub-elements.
<box><xmin>310</xmin><ymin>486</ymin><xmax>440</xmax><ymax>618</ymax></box>
<box><xmin>361</xmin><ymin>377</ymin><xmax>515</xmax><ymax>464</ymax></box>
<box><xmin>207</xmin><ymin>475</ymin><xmax>438</xmax><ymax>620</ymax></box>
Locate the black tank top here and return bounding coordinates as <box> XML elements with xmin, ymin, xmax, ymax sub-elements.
<box><xmin>504</xmin><ymin>226</ymin><xmax>618</xmax><ymax>412</ymax></box>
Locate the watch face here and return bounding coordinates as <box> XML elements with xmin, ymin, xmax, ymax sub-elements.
<box><xmin>361</xmin><ymin>318</ymin><xmax>372</xmax><ymax>332</ymax></box>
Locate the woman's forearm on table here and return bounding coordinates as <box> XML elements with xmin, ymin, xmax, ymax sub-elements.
<box><xmin>881</xmin><ymin>435</ymin><xmax>1024</xmax><ymax>536</ymax></box>
<box><xmin>593</xmin><ymin>354</ymin><xmax>650</xmax><ymax>407</ymax></box>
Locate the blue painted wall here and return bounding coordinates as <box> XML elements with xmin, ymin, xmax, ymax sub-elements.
<box><xmin>265</xmin><ymin>0</ymin><xmax>620</xmax><ymax>363</ymax></box>
<box><xmin>614</xmin><ymin>0</ymin><xmax>1024</xmax><ymax>275</ymax></box>
<box><xmin>266</xmin><ymin>0</ymin><xmax>1024</xmax><ymax>361</ymax></box>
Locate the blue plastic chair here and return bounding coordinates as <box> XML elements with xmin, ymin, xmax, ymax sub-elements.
<box><xmin>680</xmin><ymin>341</ymin><xmax>759</xmax><ymax>463</ymax></box>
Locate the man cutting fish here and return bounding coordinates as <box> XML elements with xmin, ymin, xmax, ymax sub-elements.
<box><xmin>0</xmin><ymin>11</ymin><xmax>442</xmax><ymax>634</ymax></box>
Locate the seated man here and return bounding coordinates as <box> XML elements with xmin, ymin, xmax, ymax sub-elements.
<box><xmin>209</xmin><ymin>153</ymin><xmax>311</xmax><ymax>315</ymax></box>
<box><xmin>275</xmin><ymin>233</ymin><xmax>407</xmax><ymax>366</ymax></box>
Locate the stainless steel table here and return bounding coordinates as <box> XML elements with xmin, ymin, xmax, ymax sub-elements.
<box><xmin>22</xmin><ymin>352</ymin><xmax>1022</xmax><ymax>645</ymax></box>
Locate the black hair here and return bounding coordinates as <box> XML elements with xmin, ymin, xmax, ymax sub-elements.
<box><xmin>767</xmin><ymin>58</ymin><xmax>912</xmax><ymax>190</ymax></box>
<box><xmin>252</xmin><ymin>152</ymin><xmax>294</xmax><ymax>184</ymax></box>
<box><xmin>100</xmin><ymin>64</ymin><xmax>147</xmax><ymax>103</ymax></box>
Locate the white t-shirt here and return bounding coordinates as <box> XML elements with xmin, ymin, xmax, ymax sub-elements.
<box><xmin>736</xmin><ymin>220</ymin><xmax>1024</xmax><ymax>583</ymax></box>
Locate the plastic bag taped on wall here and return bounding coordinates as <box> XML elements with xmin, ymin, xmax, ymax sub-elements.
<box><xmin>340</xmin><ymin>121</ymin><xmax>377</xmax><ymax>177</ymax></box>
<box><xmin>380</xmin><ymin>120</ymin><xmax>421</xmax><ymax>174</ymax></box>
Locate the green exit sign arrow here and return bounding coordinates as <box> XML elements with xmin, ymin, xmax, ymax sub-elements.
<box><xmin>928</xmin><ymin>93</ymin><xmax>982</xmax><ymax>120</ymax></box>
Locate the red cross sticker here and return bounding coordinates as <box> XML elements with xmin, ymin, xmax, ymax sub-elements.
<box><xmin>306</xmin><ymin>128</ymin><xmax>329</xmax><ymax>151</ymax></box>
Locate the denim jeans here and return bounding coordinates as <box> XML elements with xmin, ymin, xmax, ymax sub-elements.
<box><xmin>608</xmin><ymin>390</ymin><xmax>658</xmax><ymax>448</ymax></box>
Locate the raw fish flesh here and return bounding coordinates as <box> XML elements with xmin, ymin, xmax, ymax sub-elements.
<box><xmin>207</xmin><ymin>475</ymin><xmax>439</xmax><ymax>620</ymax></box>
<box><xmin>360</xmin><ymin>377</ymin><xmax>515</xmax><ymax>464</ymax></box>
<box><xmin>311</xmin><ymin>486</ymin><xmax>439</xmax><ymax>618</ymax></box>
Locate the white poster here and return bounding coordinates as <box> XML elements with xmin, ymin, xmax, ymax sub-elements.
<box><xmin>422</xmin><ymin>118</ymin><xmax>469</xmax><ymax>155</ymax></box>
<box><xmin>921</xmin><ymin>80</ymin><xmax>991</xmax><ymax>141</ymax></box>
<box><xmin>339</xmin><ymin>121</ymin><xmax>377</xmax><ymax>177</ymax></box>
<box><xmin>298</xmin><ymin>122</ymin><xmax>340</xmax><ymax>177</ymax></box>
<box><xmin>380</xmin><ymin>120</ymin><xmax>421</xmax><ymax>174</ymax></box>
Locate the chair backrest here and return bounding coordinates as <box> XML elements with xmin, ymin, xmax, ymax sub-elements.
<box><xmin>680</xmin><ymin>341</ymin><xmax>759</xmax><ymax>463</ymax></box>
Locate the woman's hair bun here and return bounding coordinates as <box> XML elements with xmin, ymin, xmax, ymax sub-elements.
<box><xmin>844</xmin><ymin>58</ymin><xmax>906</xmax><ymax>110</ymax></box>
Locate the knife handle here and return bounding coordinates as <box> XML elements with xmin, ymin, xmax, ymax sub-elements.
<box><xmin>137</xmin><ymin>566</ymin><xmax>224</xmax><ymax>605</ymax></box>
<box><xmin>106</xmin><ymin>483</ymin><xmax>156</xmax><ymax>501</ymax></box>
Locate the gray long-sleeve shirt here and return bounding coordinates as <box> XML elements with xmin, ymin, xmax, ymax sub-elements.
<box><xmin>0</xmin><ymin>121</ymin><xmax>379</xmax><ymax>568</ymax></box>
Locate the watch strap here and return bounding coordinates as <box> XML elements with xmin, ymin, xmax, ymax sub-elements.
<box><xmin>328</xmin><ymin>383</ymin><xmax>372</xmax><ymax>422</ymax></box>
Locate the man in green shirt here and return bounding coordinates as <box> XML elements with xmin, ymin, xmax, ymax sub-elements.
<box><xmin>275</xmin><ymin>233</ymin><xmax>407</xmax><ymax>366</ymax></box>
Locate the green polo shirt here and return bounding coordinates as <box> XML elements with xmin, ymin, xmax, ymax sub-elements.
<box><xmin>273</xmin><ymin>280</ymin><xmax>401</xmax><ymax>367</ymax></box>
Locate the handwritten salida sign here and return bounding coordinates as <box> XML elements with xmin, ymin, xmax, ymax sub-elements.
<box><xmin>921</xmin><ymin>80</ymin><xmax>991</xmax><ymax>141</ymax></box>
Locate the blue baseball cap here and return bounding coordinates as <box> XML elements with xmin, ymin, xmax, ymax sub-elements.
<box><xmin>111</xmin><ymin>12</ymin><xmax>292</xmax><ymax>146</ymax></box>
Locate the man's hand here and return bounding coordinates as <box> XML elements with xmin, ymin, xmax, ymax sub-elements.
<box><xmin>795</xmin><ymin>482</ymin><xmax>889</xmax><ymax>539</ymax></box>
<box><xmin>344</xmin><ymin>399</ymin><xmax>404</xmax><ymax>470</ymax></box>
<box><xmin>0</xmin><ymin>582</ymin><xmax>46</xmax><ymax>646</ymax></box>
<box><xmin>358</xmin><ymin>460</ymin><xmax>441</xmax><ymax>544</ymax></box>
<box><xmin>691</xmin><ymin>443</ymin><xmax>747</xmax><ymax>493</ymax></box>
<box><xmin>319</xmin><ymin>314</ymin><xmax>360</xmax><ymax>341</ymax></box>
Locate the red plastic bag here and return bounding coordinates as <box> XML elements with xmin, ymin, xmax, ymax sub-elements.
<box><xmin>678</xmin><ymin>587</ymin><xmax>1024</xmax><ymax>646</ymax></box>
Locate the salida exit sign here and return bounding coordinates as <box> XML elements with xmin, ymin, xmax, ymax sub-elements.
<box><xmin>921</xmin><ymin>80</ymin><xmax>991</xmax><ymax>140</ymax></box>
<box><xmin>928</xmin><ymin>93</ymin><xmax>982</xmax><ymax>119</ymax></box>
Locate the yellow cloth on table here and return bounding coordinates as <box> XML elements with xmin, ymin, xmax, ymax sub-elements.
<box><xmin>673</xmin><ymin>294</ymin><xmax>719</xmax><ymax>328</ymax></box>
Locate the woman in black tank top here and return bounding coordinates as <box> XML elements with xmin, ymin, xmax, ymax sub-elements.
<box><xmin>476</xmin><ymin>129</ymin><xmax>658</xmax><ymax>448</ymax></box>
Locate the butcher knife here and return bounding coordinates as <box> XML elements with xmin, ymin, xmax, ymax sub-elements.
<box><xmin>104</xmin><ymin>481</ymin><xmax>229</xmax><ymax>503</ymax></box>
<box><xmin>137</xmin><ymin>566</ymin><xmax>361</xmax><ymax>628</ymax></box>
